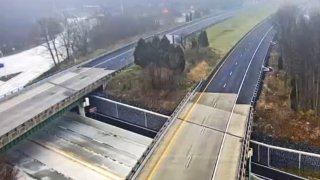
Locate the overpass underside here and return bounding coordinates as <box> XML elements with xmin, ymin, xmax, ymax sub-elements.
<box><xmin>5</xmin><ymin>113</ymin><xmax>152</xmax><ymax>180</ymax></box>
<box><xmin>137</xmin><ymin>93</ymin><xmax>250</xmax><ymax>180</ymax></box>
<box><xmin>0</xmin><ymin>67</ymin><xmax>114</xmax><ymax>150</ymax></box>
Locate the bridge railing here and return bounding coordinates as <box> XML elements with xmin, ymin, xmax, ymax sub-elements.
<box><xmin>251</xmin><ymin>140</ymin><xmax>320</xmax><ymax>177</ymax></box>
<box><xmin>88</xmin><ymin>95</ymin><xmax>169</xmax><ymax>132</ymax></box>
<box><xmin>236</xmin><ymin>28</ymin><xmax>274</xmax><ymax>179</ymax></box>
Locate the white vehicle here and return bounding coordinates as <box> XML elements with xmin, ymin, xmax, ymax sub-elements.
<box><xmin>262</xmin><ymin>66</ymin><xmax>273</xmax><ymax>72</ymax></box>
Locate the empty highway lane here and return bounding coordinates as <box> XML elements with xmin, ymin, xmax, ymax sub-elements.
<box><xmin>83</xmin><ymin>11</ymin><xmax>237</xmax><ymax>70</ymax></box>
<box><xmin>135</xmin><ymin>19</ymin><xmax>275</xmax><ymax>180</ymax></box>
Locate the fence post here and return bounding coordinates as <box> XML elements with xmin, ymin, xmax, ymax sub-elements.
<box><xmin>298</xmin><ymin>153</ymin><xmax>301</xmax><ymax>170</ymax></box>
<box><xmin>267</xmin><ymin>147</ymin><xmax>270</xmax><ymax>166</ymax></box>
<box><xmin>116</xmin><ymin>104</ymin><xmax>119</xmax><ymax>118</ymax></box>
<box><xmin>144</xmin><ymin>112</ymin><xmax>148</xmax><ymax>127</ymax></box>
<box><xmin>258</xmin><ymin>144</ymin><xmax>260</xmax><ymax>163</ymax></box>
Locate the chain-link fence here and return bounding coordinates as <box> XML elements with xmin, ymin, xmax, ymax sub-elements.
<box><xmin>88</xmin><ymin>95</ymin><xmax>169</xmax><ymax>131</ymax></box>
<box><xmin>251</xmin><ymin>140</ymin><xmax>320</xmax><ymax>177</ymax></box>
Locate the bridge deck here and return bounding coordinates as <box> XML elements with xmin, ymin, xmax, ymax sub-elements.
<box><xmin>137</xmin><ymin>93</ymin><xmax>250</xmax><ymax>180</ymax></box>
<box><xmin>0</xmin><ymin>68</ymin><xmax>114</xmax><ymax>140</ymax></box>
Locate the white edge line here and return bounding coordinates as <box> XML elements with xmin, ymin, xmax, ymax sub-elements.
<box><xmin>212</xmin><ymin>26</ymin><xmax>273</xmax><ymax>179</ymax></box>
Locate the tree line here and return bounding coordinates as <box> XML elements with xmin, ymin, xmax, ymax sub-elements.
<box><xmin>134</xmin><ymin>36</ymin><xmax>185</xmax><ymax>89</ymax></box>
<box><xmin>275</xmin><ymin>4</ymin><xmax>320</xmax><ymax>114</ymax></box>
<box><xmin>133</xmin><ymin>30</ymin><xmax>209</xmax><ymax>90</ymax></box>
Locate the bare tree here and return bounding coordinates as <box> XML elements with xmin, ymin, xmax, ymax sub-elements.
<box><xmin>38</xmin><ymin>18</ymin><xmax>62</xmax><ymax>66</ymax></box>
<box><xmin>73</xmin><ymin>19</ymin><xmax>90</xmax><ymax>57</ymax></box>
<box><xmin>276</xmin><ymin>3</ymin><xmax>320</xmax><ymax>117</ymax></box>
<box><xmin>60</xmin><ymin>14</ymin><xmax>76</xmax><ymax>62</ymax></box>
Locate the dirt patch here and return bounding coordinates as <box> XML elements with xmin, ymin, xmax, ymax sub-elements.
<box><xmin>188</xmin><ymin>61</ymin><xmax>209</xmax><ymax>82</ymax></box>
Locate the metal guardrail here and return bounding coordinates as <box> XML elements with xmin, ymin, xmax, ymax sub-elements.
<box><xmin>236</xmin><ymin>27</ymin><xmax>274</xmax><ymax>179</ymax></box>
<box><xmin>126</xmin><ymin>80</ymin><xmax>203</xmax><ymax>180</ymax></box>
<box><xmin>0</xmin><ymin>11</ymin><xmax>235</xmax><ymax>102</ymax></box>
<box><xmin>251</xmin><ymin>140</ymin><xmax>320</xmax><ymax>176</ymax></box>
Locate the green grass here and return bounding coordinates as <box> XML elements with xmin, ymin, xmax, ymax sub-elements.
<box><xmin>207</xmin><ymin>7</ymin><xmax>276</xmax><ymax>56</ymax></box>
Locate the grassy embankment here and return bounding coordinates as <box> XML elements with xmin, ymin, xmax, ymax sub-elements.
<box><xmin>106</xmin><ymin>8</ymin><xmax>274</xmax><ymax>115</ymax></box>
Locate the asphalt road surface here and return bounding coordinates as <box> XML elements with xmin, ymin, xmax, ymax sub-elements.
<box><xmin>136</xmin><ymin>20</ymin><xmax>275</xmax><ymax>180</ymax></box>
<box><xmin>83</xmin><ymin>11</ymin><xmax>237</xmax><ymax>70</ymax></box>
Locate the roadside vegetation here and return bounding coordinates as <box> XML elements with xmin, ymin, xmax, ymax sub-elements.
<box><xmin>106</xmin><ymin>8</ymin><xmax>273</xmax><ymax>114</ymax></box>
<box><xmin>254</xmin><ymin>3</ymin><xmax>320</xmax><ymax>151</ymax></box>
<box><xmin>106</xmin><ymin>32</ymin><xmax>216</xmax><ymax>114</ymax></box>
<box><xmin>253</xmin><ymin>3</ymin><xmax>320</xmax><ymax>178</ymax></box>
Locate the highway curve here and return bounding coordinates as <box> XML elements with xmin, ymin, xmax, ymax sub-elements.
<box><xmin>135</xmin><ymin>19</ymin><xmax>275</xmax><ymax>180</ymax></box>
<box><xmin>82</xmin><ymin>11</ymin><xmax>237</xmax><ymax>70</ymax></box>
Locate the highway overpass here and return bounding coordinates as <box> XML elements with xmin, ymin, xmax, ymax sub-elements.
<box><xmin>0</xmin><ymin>8</ymin><xmax>277</xmax><ymax>180</ymax></box>
<box><xmin>130</xmin><ymin>20</ymin><xmax>275</xmax><ymax>180</ymax></box>
<box><xmin>0</xmin><ymin>10</ymin><xmax>236</xmax><ymax>155</ymax></box>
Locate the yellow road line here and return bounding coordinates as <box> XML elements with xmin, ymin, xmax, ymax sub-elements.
<box><xmin>146</xmin><ymin>33</ymin><xmax>240</xmax><ymax>180</ymax></box>
<box><xmin>30</xmin><ymin>139</ymin><xmax>122</xmax><ymax>180</ymax></box>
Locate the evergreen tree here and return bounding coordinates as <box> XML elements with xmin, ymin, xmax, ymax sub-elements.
<box><xmin>175</xmin><ymin>45</ymin><xmax>186</xmax><ymax>73</ymax></box>
<box><xmin>134</xmin><ymin>38</ymin><xmax>148</xmax><ymax>67</ymax></box>
<box><xmin>185</xmin><ymin>14</ymin><xmax>190</xmax><ymax>22</ymax></box>
<box><xmin>151</xmin><ymin>36</ymin><xmax>161</xmax><ymax>48</ymax></box>
<box><xmin>167</xmin><ymin>45</ymin><xmax>185</xmax><ymax>73</ymax></box>
<box><xmin>191</xmin><ymin>38</ymin><xmax>198</xmax><ymax>49</ymax></box>
<box><xmin>198</xmin><ymin>31</ymin><xmax>209</xmax><ymax>47</ymax></box>
<box><xmin>160</xmin><ymin>35</ymin><xmax>170</xmax><ymax>51</ymax></box>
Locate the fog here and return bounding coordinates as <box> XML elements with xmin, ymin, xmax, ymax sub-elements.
<box><xmin>0</xmin><ymin>0</ymin><xmax>243</xmax><ymax>55</ymax></box>
<box><xmin>0</xmin><ymin>0</ymin><xmax>241</xmax><ymax>22</ymax></box>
